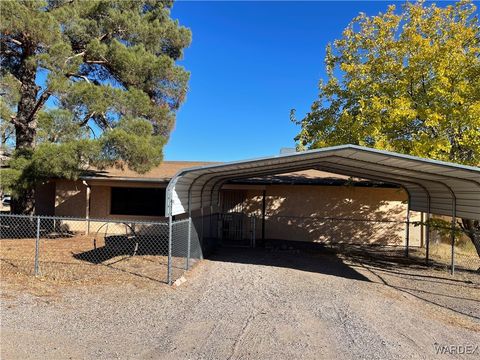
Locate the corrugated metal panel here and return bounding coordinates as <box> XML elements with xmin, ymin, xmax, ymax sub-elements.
<box><xmin>165</xmin><ymin>145</ymin><xmax>480</xmax><ymax>220</ymax></box>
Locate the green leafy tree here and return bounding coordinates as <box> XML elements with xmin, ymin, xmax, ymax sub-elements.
<box><xmin>0</xmin><ymin>0</ymin><xmax>190</xmax><ymax>213</ymax></box>
<box><xmin>292</xmin><ymin>0</ymin><xmax>480</xmax><ymax>256</ymax></box>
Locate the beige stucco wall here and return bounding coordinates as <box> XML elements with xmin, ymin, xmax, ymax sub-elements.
<box><xmin>43</xmin><ymin>179</ymin><xmax>423</xmax><ymax>246</ymax></box>
<box><xmin>54</xmin><ymin>180</ymin><xmax>87</xmax><ymax>218</ymax></box>
<box><xmin>49</xmin><ymin>180</ymin><xmax>167</xmax><ymax>235</ymax></box>
<box><xmin>51</xmin><ymin>179</ymin><xmax>167</xmax><ymax>221</ymax></box>
<box><xmin>223</xmin><ymin>185</ymin><xmax>423</xmax><ymax>246</ymax></box>
<box><xmin>89</xmin><ymin>185</ymin><xmax>109</xmax><ymax>218</ymax></box>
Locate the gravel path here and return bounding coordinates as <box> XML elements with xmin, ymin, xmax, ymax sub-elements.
<box><xmin>1</xmin><ymin>247</ymin><xmax>479</xmax><ymax>359</ymax></box>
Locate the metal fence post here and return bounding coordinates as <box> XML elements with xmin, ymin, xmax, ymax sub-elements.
<box><xmin>200</xmin><ymin>208</ymin><xmax>204</xmax><ymax>244</ymax></box>
<box><xmin>251</xmin><ymin>216</ymin><xmax>256</xmax><ymax>248</ymax></box>
<box><xmin>34</xmin><ymin>216</ymin><xmax>40</xmax><ymax>276</ymax></box>
<box><xmin>425</xmin><ymin>212</ymin><xmax>430</xmax><ymax>265</ymax></box>
<box><xmin>209</xmin><ymin>206</ymin><xmax>213</xmax><ymax>239</ymax></box>
<box><xmin>405</xmin><ymin>201</ymin><xmax>410</xmax><ymax>257</ymax></box>
<box><xmin>420</xmin><ymin>212</ymin><xmax>424</xmax><ymax>248</ymax></box>
<box><xmin>186</xmin><ymin>217</ymin><xmax>192</xmax><ymax>270</ymax></box>
<box><xmin>425</xmin><ymin>193</ymin><xmax>431</xmax><ymax>265</ymax></box>
<box><xmin>167</xmin><ymin>215</ymin><xmax>173</xmax><ymax>285</ymax></box>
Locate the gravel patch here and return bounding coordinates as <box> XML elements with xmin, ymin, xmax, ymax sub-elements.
<box><xmin>1</xmin><ymin>246</ymin><xmax>479</xmax><ymax>359</ymax></box>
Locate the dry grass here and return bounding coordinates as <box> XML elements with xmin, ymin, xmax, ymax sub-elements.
<box><xmin>410</xmin><ymin>242</ymin><xmax>480</xmax><ymax>271</ymax></box>
<box><xmin>324</xmin><ymin>241</ymin><xmax>479</xmax><ymax>276</ymax></box>
<box><xmin>0</xmin><ymin>235</ymin><xmax>187</xmax><ymax>296</ymax></box>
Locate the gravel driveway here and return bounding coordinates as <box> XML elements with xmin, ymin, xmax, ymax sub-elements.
<box><xmin>1</xmin><ymin>246</ymin><xmax>479</xmax><ymax>359</ymax></box>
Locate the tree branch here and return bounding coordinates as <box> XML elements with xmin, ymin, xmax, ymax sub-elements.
<box><xmin>64</xmin><ymin>51</ymin><xmax>86</xmax><ymax>64</ymax></box>
<box><xmin>66</xmin><ymin>72</ymin><xmax>91</xmax><ymax>83</ymax></box>
<box><xmin>87</xmin><ymin>125</ymin><xmax>97</xmax><ymax>139</ymax></box>
<box><xmin>79</xmin><ymin>111</ymin><xmax>96</xmax><ymax>127</ymax></box>
<box><xmin>7</xmin><ymin>38</ymin><xmax>23</xmax><ymax>46</ymax></box>
<box><xmin>0</xmin><ymin>39</ymin><xmax>23</xmax><ymax>55</ymax></box>
<box><xmin>97</xmin><ymin>113</ymin><xmax>112</xmax><ymax>130</ymax></box>
<box><xmin>85</xmin><ymin>60</ymin><xmax>108</xmax><ymax>64</ymax></box>
<box><xmin>9</xmin><ymin>115</ymin><xmax>26</xmax><ymax>129</ymax></box>
<box><xmin>26</xmin><ymin>90</ymin><xmax>51</xmax><ymax>123</ymax></box>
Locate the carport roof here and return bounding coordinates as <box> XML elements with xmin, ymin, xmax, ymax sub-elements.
<box><xmin>165</xmin><ymin>144</ymin><xmax>480</xmax><ymax>220</ymax></box>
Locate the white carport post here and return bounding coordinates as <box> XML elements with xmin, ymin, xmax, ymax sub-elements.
<box><xmin>187</xmin><ymin>216</ymin><xmax>192</xmax><ymax>270</ymax></box>
<box><xmin>167</xmin><ymin>197</ymin><xmax>173</xmax><ymax>285</ymax></box>
<box><xmin>186</xmin><ymin>189</ymin><xmax>192</xmax><ymax>270</ymax></box>
<box><xmin>405</xmin><ymin>193</ymin><xmax>411</xmax><ymax>257</ymax></box>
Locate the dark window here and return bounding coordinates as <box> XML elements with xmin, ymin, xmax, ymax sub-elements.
<box><xmin>110</xmin><ymin>187</ymin><xmax>165</xmax><ymax>216</ymax></box>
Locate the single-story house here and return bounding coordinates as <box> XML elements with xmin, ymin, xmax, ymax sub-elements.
<box><xmin>34</xmin><ymin>158</ymin><xmax>423</xmax><ymax>247</ymax></box>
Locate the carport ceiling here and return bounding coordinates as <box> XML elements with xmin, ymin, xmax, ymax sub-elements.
<box><xmin>165</xmin><ymin>145</ymin><xmax>480</xmax><ymax>220</ymax></box>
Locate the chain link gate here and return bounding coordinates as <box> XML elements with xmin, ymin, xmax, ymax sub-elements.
<box><xmin>219</xmin><ymin>213</ymin><xmax>256</xmax><ymax>248</ymax></box>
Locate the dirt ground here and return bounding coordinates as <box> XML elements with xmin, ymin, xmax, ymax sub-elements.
<box><xmin>1</xmin><ymin>245</ymin><xmax>479</xmax><ymax>360</ymax></box>
<box><xmin>0</xmin><ymin>235</ymin><xmax>188</xmax><ymax>291</ymax></box>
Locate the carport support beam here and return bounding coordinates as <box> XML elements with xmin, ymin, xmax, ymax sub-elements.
<box><xmin>405</xmin><ymin>197</ymin><xmax>411</xmax><ymax>257</ymax></box>
<box><xmin>186</xmin><ymin>216</ymin><xmax>192</xmax><ymax>270</ymax></box>
<box><xmin>420</xmin><ymin>212</ymin><xmax>424</xmax><ymax>248</ymax></box>
<box><xmin>261</xmin><ymin>190</ymin><xmax>266</xmax><ymax>244</ymax></box>
<box><xmin>201</xmin><ymin>208</ymin><xmax>204</xmax><ymax>243</ymax></box>
<box><xmin>450</xmin><ymin>198</ymin><xmax>457</xmax><ymax>275</ymax></box>
<box><xmin>425</xmin><ymin>211</ymin><xmax>430</xmax><ymax>265</ymax></box>
<box><xmin>425</xmin><ymin>195</ymin><xmax>431</xmax><ymax>265</ymax></box>
<box><xmin>167</xmin><ymin>214</ymin><xmax>173</xmax><ymax>285</ymax></box>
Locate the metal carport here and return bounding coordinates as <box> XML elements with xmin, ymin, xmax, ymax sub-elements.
<box><xmin>165</xmin><ymin>145</ymin><xmax>480</xmax><ymax>283</ymax></box>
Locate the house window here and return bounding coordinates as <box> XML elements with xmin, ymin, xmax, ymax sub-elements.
<box><xmin>110</xmin><ymin>187</ymin><xmax>165</xmax><ymax>216</ymax></box>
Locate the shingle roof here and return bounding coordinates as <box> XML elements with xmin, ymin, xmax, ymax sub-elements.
<box><xmin>81</xmin><ymin>161</ymin><xmax>380</xmax><ymax>186</ymax></box>
<box><xmin>81</xmin><ymin>161</ymin><xmax>219</xmax><ymax>182</ymax></box>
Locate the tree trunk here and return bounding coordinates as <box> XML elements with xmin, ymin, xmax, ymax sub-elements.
<box><xmin>461</xmin><ymin>218</ymin><xmax>480</xmax><ymax>259</ymax></box>
<box><xmin>10</xmin><ymin>188</ymin><xmax>35</xmax><ymax>215</ymax></box>
<box><xmin>15</xmin><ymin>56</ymin><xmax>38</xmax><ymax>150</ymax></box>
<box><xmin>11</xmin><ymin>43</ymin><xmax>39</xmax><ymax>214</ymax></box>
<box><xmin>448</xmin><ymin>147</ymin><xmax>480</xmax><ymax>262</ymax></box>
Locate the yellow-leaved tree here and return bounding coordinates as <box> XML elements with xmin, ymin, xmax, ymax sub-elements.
<box><xmin>292</xmin><ymin>0</ymin><xmax>480</xmax><ymax>257</ymax></box>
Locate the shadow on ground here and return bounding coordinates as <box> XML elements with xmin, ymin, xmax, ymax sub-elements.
<box><xmin>209</xmin><ymin>241</ymin><xmax>370</xmax><ymax>282</ymax></box>
<box><xmin>210</xmin><ymin>241</ymin><xmax>480</xmax><ymax>321</ymax></box>
<box><xmin>327</xmin><ymin>243</ymin><xmax>479</xmax><ymax>321</ymax></box>
<box><xmin>73</xmin><ymin>235</ymin><xmax>169</xmax><ymax>264</ymax></box>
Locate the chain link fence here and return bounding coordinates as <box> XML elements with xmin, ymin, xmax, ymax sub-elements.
<box><xmin>170</xmin><ymin>218</ymin><xmax>201</xmax><ymax>282</ymax></box>
<box><xmin>0</xmin><ymin>214</ymin><xmax>197</xmax><ymax>285</ymax></box>
<box><xmin>422</xmin><ymin>226</ymin><xmax>480</xmax><ymax>272</ymax></box>
<box><xmin>222</xmin><ymin>213</ymin><xmax>479</xmax><ymax>273</ymax></box>
<box><xmin>2</xmin><ymin>213</ymin><xmax>477</xmax><ymax>285</ymax></box>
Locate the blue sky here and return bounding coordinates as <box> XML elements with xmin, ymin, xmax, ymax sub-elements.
<box><xmin>34</xmin><ymin>1</ymin><xmax>462</xmax><ymax>162</ymax></box>
<box><xmin>164</xmin><ymin>1</ymin><xmax>406</xmax><ymax>161</ymax></box>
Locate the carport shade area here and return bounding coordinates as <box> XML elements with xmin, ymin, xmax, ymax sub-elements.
<box><xmin>165</xmin><ymin>144</ymin><xmax>480</xmax><ymax>280</ymax></box>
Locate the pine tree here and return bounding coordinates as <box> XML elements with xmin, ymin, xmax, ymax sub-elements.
<box><xmin>1</xmin><ymin>0</ymin><xmax>191</xmax><ymax>213</ymax></box>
